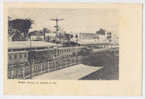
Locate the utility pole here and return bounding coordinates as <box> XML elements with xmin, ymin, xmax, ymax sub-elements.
<box><xmin>50</xmin><ymin>18</ymin><xmax>64</xmax><ymax>42</ymax></box>
<box><xmin>50</xmin><ymin>18</ymin><xmax>64</xmax><ymax>33</ymax></box>
<box><xmin>28</xmin><ymin>34</ymin><xmax>32</xmax><ymax>79</ymax></box>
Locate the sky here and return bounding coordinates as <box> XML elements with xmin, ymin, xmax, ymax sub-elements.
<box><xmin>8</xmin><ymin>8</ymin><xmax>119</xmax><ymax>37</ymax></box>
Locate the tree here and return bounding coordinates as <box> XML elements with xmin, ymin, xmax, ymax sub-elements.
<box><xmin>107</xmin><ymin>32</ymin><xmax>112</xmax><ymax>42</ymax></box>
<box><xmin>8</xmin><ymin>28</ymin><xmax>23</xmax><ymax>41</ymax></box>
<box><xmin>75</xmin><ymin>34</ymin><xmax>78</xmax><ymax>42</ymax></box>
<box><xmin>64</xmin><ymin>33</ymin><xmax>73</xmax><ymax>42</ymax></box>
<box><xmin>9</xmin><ymin>18</ymin><xmax>33</xmax><ymax>40</ymax></box>
<box><xmin>42</xmin><ymin>28</ymin><xmax>51</xmax><ymax>40</ymax></box>
<box><xmin>96</xmin><ymin>28</ymin><xmax>105</xmax><ymax>35</ymax></box>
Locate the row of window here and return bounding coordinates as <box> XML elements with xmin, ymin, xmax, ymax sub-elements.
<box><xmin>54</xmin><ymin>53</ymin><xmax>77</xmax><ymax>58</ymax></box>
<box><xmin>56</xmin><ymin>48</ymin><xmax>78</xmax><ymax>55</ymax></box>
<box><xmin>8</xmin><ymin>53</ymin><xmax>28</xmax><ymax>60</ymax></box>
<box><xmin>8</xmin><ymin>58</ymin><xmax>79</xmax><ymax>79</ymax></box>
<box><xmin>8</xmin><ymin>67</ymin><xmax>25</xmax><ymax>79</ymax></box>
<box><xmin>32</xmin><ymin>62</ymin><xmax>48</xmax><ymax>72</ymax></box>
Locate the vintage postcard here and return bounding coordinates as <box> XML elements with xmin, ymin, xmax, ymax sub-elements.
<box><xmin>3</xmin><ymin>3</ymin><xmax>142</xmax><ymax>96</ymax></box>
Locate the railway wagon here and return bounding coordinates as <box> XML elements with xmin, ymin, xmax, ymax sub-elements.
<box><xmin>8</xmin><ymin>50</ymin><xmax>30</xmax><ymax>79</ymax></box>
<box><xmin>8</xmin><ymin>41</ymin><xmax>54</xmax><ymax>79</ymax></box>
<box><xmin>8</xmin><ymin>41</ymin><xmax>82</xmax><ymax>79</ymax></box>
<box><xmin>53</xmin><ymin>47</ymin><xmax>81</xmax><ymax>69</ymax></box>
<box><xmin>8</xmin><ymin>48</ymin><xmax>54</xmax><ymax>79</ymax></box>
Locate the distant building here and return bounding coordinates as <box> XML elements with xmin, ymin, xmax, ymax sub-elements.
<box><xmin>31</xmin><ymin>35</ymin><xmax>44</xmax><ymax>41</ymax></box>
<box><xmin>78</xmin><ymin>32</ymin><xmax>109</xmax><ymax>44</ymax></box>
<box><xmin>45</xmin><ymin>33</ymin><xmax>56</xmax><ymax>42</ymax></box>
<box><xmin>68</xmin><ymin>32</ymin><xmax>109</xmax><ymax>44</ymax></box>
<box><xmin>79</xmin><ymin>33</ymin><xmax>98</xmax><ymax>40</ymax></box>
<box><xmin>29</xmin><ymin>31</ymin><xmax>44</xmax><ymax>41</ymax></box>
<box><xmin>106</xmin><ymin>32</ymin><xmax>112</xmax><ymax>42</ymax></box>
<box><xmin>98</xmin><ymin>34</ymin><xmax>107</xmax><ymax>43</ymax></box>
<box><xmin>29</xmin><ymin>28</ymin><xmax>51</xmax><ymax>41</ymax></box>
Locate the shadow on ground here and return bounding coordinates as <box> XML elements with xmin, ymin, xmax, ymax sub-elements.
<box><xmin>79</xmin><ymin>49</ymin><xmax>119</xmax><ymax>80</ymax></box>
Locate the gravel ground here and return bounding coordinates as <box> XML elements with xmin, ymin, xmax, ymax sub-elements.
<box><xmin>32</xmin><ymin>64</ymin><xmax>102</xmax><ymax>80</ymax></box>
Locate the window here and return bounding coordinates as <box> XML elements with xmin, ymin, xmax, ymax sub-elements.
<box><xmin>14</xmin><ymin>54</ymin><xmax>17</xmax><ymax>59</ymax></box>
<box><xmin>61</xmin><ymin>50</ymin><xmax>62</xmax><ymax>54</ymax></box>
<box><xmin>24</xmin><ymin>53</ymin><xmax>27</xmax><ymax>57</ymax></box>
<box><xmin>58</xmin><ymin>50</ymin><xmax>60</xmax><ymax>54</ymax></box>
<box><xmin>9</xmin><ymin>54</ymin><xmax>12</xmax><ymax>60</ymax></box>
<box><xmin>19</xmin><ymin>54</ymin><xmax>22</xmax><ymax>58</ymax></box>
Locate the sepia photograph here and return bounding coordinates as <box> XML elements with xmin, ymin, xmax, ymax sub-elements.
<box><xmin>8</xmin><ymin>8</ymin><xmax>119</xmax><ymax>80</ymax></box>
<box><xmin>3</xmin><ymin>3</ymin><xmax>142</xmax><ymax>96</ymax></box>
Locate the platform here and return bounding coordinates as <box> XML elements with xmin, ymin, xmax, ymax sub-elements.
<box><xmin>32</xmin><ymin>64</ymin><xmax>103</xmax><ymax>80</ymax></box>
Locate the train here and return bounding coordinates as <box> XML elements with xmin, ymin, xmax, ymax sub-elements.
<box><xmin>8</xmin><ymin>41</ymin><xmax>82</xmax><ymax>79</ymax></box>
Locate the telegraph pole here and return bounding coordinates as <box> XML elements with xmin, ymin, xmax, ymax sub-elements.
<box><xmin>50</xmin><ymin>18</ymin><xmax>64</xmax><ymax>34</ymax></box>
<box><xmin>50</xmin><ymin>18</ymin><xmax>64</xmax><ymax>42</ymax></box>
<box><xmin>29</xmin><ymin>34</ymin><xmax>32</xmax><ymax>79</ymax></box>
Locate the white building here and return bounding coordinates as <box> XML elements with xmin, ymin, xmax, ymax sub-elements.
<box><xmin>45</xmin><ymin>33</ymin><xmax>56</xmax><ymax>42</ymax></box>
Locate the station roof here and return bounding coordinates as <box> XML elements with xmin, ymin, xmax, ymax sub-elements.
<box><xmin>8</xmin><ymin>41</ymin><xmax>62</xmax><ymax>49</ymax></box>
<box><xmin>77</xmin><ymin>40</ymin><xmax>110</xmax><ymax>45</ymax></box>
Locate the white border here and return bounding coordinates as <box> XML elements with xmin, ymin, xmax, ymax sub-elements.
<box><xmin>0</xmin><ymin>0</ymin><xmax>144</xmax><ymax>98</ymax></box>
<box><xmin>3</xmin><ymin>0</ymin><xmax>144</xmax><ymax>3</ymax></box>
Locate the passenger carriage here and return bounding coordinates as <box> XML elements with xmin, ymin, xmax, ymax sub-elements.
<box><xmin>8</xmin><ymin>41</ymin><xmax>82</xmax><ymax>79</ymax></box>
